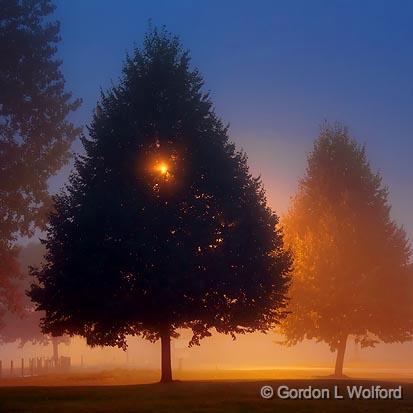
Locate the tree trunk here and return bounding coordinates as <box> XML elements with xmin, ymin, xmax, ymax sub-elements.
<box><xmin>52</xmin><ymin>337</ymin><xmax>59</xmax><ymax>367</ymax></box>
<box><xmin>160</xmin><ymin>330</ymin><xmax>172</xmax><ymax>383</ymax></box>
<box><xmin>334</xmin><ymin>335</ymin><xmax>348</xmax><ymax>377</ymax></box>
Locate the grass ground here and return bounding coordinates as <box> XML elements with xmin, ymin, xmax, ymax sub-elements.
<box><xmin>0</xmin><ymin>379</ymin><xmax>412</xmax><ymax>413</ymax></box>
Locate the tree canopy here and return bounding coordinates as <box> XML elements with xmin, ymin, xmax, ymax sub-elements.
<box><xmin>281</xmin><ymin>123</ymin><xmax>412</xmax><ymax>376</ymax></box>
<box><xmin>0</xmin><ymin>0</ymin><xmax>80</xmax><ymax>321</ymax></box>
<box><xmin>30</xmin><ymin>28</ymin><xmax>291</xmax><ymax>382</ymax></box>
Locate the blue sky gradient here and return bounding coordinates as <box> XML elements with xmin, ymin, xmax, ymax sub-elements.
<box><xmin>49</xmin><ymin>0</ymin><xmax>413</xmax><ymax>242</ymax></box>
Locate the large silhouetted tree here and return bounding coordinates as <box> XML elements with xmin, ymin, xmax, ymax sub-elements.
<box><xmin>30</xmin><ymin>28</ymin><xmax>291</xmax><ymax>382</ymax></box>
<box><xmin>0</xmin><ymin>0</ymin><xmax>80</xmax><ymax>322</ymax></box>
<box><xmin>281</xmin><ymin>123</ymin><xmax>412</xmax><ymax>377</ymax></box>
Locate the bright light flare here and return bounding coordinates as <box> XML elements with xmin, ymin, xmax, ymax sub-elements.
<box><xmin>156</xmin><ymin>162</ymin><xmax>169</xmax><ymax>175</ymax></box>
<box><xmin>152</xmin><ymin>160</ymin><xmax>171</xmax><ymax>179</ymax></box>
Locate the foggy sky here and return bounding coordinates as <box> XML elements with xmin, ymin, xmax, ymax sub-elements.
<box><xmin>49</xmin><ymin>0</ymin><xmax>413</xmax><ymax>244</ymax></box>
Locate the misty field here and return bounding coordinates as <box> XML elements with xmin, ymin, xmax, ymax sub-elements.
<box><xmin>0</xmin><ymin>380</ymin><xmax>412</xmax><ymax>413</ymax></box>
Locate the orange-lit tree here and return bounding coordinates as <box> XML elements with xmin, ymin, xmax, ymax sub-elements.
<box><xmin>0</xmin><ymin>0</ymin><xmax>80</xmax><ymax>323</ymax></box>
<box><xmin>29</xmin><ymin>28</ymin><xmax>291</xmax><ymax>383</ymax></box>
<box><xmin>281</xmin><ymin>123</ymin><xmax>412</xmax><ymax>376</ymax></box>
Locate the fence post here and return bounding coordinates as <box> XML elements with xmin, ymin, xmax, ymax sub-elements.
<box><xmin>10</xmin><ymin>360</ymin><xmax>13</xmax><ymax>376</ymax></box>
<box><xmin>21</xmin><ymin>358</ymin><xmax>24</xmax><ymax>377</ymax></box>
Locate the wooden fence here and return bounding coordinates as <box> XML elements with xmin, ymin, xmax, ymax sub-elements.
<box><xmin>0</xmin><ymin>356</ymin><xmax>71</xmax><ymax>377</ymax></box>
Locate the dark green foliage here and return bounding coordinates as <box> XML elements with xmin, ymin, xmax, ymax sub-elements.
<box><xmin>0</xmin><ymin>0</ymin><xmax>81</xmax><ymax>237</ymax></box>
<box><xmin>0</xmin><ymin>0</ymin><xmax>80</xmax><ymax>320</ymax></box>
<box><xmin>30</xmin><ymin>28</ymin><xmax>291</xmax><ymax>354</ymax></box>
